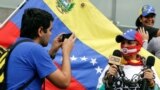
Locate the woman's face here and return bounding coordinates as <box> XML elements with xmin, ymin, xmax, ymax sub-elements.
<box><xmin>120</xmin><ymin>40</ymin><xmax>139</xmax><ymax>56</ymax></box>
<box><xmin>140</xmin><ymin>14</ymin><xmax>155</xmax><ymax>27</ymax></box>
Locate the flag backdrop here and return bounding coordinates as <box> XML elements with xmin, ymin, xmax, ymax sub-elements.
<box><xmin>0</xmin><ymin>0</ymin><xmax>160</xmax><ymax>90</ymax></box>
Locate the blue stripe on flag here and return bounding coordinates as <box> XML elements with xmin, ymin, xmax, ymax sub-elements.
<box><xmin>54</xmin><ymin>39</ymin><xmax>108</xmax><ymax>89</ymax></box>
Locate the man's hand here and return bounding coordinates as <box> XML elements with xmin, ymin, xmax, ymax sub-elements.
<box><xmin>49</xmin><ymin>33</ymin><xmax>63</xmax><ymax>57</ymax></box>
<box><xmin>62</xmin><ymin>33</ymin><xmax>76</xmax><ymax>56</ymax></box>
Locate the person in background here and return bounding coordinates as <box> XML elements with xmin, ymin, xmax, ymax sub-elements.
<box><xmin>138</xmin><ymin>27</ymin><xmax>160</xmax><ymax>59</ymax></box>
<box><xmin>136</xmin><ymin>5</ymin><xmax>160</xmax><ymax>58</ymax></box>
<box><xmin>146</xmin><ymin>37</ymin><xmax>160</xmax><ymax>59</ymax></box>
<box><xmin>135</xmin><ymin>5</ymin><xmax>160</xmax><ymax>42</ymax></box>
<box><xmin>98</xmin><ymin>29</ymin><xmax>160</xmax><ymax>90</ymax></box>
<box><xmin>6</xmin><ymin>8</ymin><xmax>76</xmax><ymax>90</ymax></box>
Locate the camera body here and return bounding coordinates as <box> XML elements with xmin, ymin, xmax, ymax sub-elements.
<box><xmin>61</xmin><ymin>33</ymin><xmax>72</xmax><ymax>42</ymax></box>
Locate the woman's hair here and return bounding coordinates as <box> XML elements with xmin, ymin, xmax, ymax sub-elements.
<box><xmin>135</xmin><ymin>15</ymin><xmax>143</xmax><ymax>27</ymax></box>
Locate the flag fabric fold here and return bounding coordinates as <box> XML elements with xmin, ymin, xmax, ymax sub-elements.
<box><xmin>0</xmin><ymin>0</ymin><xmax>160</xmax><ymax>90</ymax></box>
<box><xmin>0</xmin><ymin>21</ymin><xmax>19</xmax><ymax>48</ymax></box>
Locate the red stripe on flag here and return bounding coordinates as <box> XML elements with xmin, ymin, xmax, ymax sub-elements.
<box><xmin>43</xmin><ymin>78</ymin><xmax>86</xmax><ymax>90</ymax></box>
<box><xmin>0</xmin><ymin>21</ymin><xmax>20</xmax><ymax>48</ymax></box>
<box><xmin>42</xmin><ymin>62</ymin><xmax>86</xmax><ymax>90</ymax></box>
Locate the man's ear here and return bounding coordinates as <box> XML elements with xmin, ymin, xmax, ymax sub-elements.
<box><xmin>38</xmin><ymin>26</ymin><xmax>44</xmax><ymax>37</ymax></box>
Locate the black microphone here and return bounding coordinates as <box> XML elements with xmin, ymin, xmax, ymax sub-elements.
<box><xmin>109</xmin><ymin>50</ymin><xmax>125</xmax><ymax>77</ymax></box>
<box><xmin>108</xmin><ymin>50</ymin><xmax>123</xmax><ymax>86</ymax></box>
<box><xmin>109</xmin><ymin>50</ymin><xmax>122</xmax><ymax>66</ymax></box>
<box><xmin>141</xmin><ymin>56</ymin><xmax>155</xmax><ymax>90</ymax></box>
<box><xmin>146</xmin><ymin>56</ymin><xmax>155</xmax><ymax>68</ymax></box>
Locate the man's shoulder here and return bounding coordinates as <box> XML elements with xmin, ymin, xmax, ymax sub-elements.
<box><xmin>151</xmin><ymin>37</ymin><xmax>160</xmax><ymax>41</ymax></box>
<box><xmin>13</xmin><ymin>41</ymin><xmax>44</xmax><ymax>55</ymax></box>
<box><xmin>149</xmin><ymin>37</ymin><xmax>160</xmax><ymax>45</ymax></box>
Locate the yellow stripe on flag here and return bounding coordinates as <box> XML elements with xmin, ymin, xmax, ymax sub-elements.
<box><xmin>44</xmin><ymin>0</ymin><xmax>160</xmax><ymax>78</ymax></box>
<box><xmin>45</xmin><ymin>0</ymin><xmax>121</xmax><ymax>57</ymax></box>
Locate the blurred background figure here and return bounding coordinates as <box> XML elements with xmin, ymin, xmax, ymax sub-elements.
<box><xmin>136</xmin><ymin>5</ymin><xmax>160</xmax><ymax>42</ymax></box>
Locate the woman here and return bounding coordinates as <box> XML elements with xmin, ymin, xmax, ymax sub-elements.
<box><xmin>136</xmin><ymin>5</ymin><xmax>160</xmax><ymax>42</ymax></box>
<box><xmin>98</xmin><ymin>29</ymin><xmax>160</xmax><ymax>90</ymax></box>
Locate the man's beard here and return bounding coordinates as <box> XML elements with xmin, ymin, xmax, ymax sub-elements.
<box><xmin>41</xmin><ymin>43</ymin><xmax>48</xmax><ymax>47</ymax></box>
<box><xmin>40</xmin><ymin>38</ymin><xmax>48</xmax><ymax>47</ymax></box>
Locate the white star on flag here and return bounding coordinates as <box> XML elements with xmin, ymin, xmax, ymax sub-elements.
<box><xmin>95</xmin><ymin>66</ymin><xmax>102</xmax><ymax>74</ymax></box>
<box><xmin>80</xmin><ymin>56</ymin><xmax>88</xmax><ymax>61</ymax></box>
<box><xmin>90</xmin><ymin>58</ymin><xmax>97</xmax><ymax>66</ymax></box>
<box><xmin>70</xmin><ymin>55</ymin><xmax>77</xmax><ymax>61</ymax></box>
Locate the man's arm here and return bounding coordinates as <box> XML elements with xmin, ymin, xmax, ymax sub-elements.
<box><xmin>47</xmin><ymin>34</ymin><xmax>76</xmax><ymax>88</ymax></box>
<box><xmin>147</xmin><ymin>38</ymin><xmax>156</xmax><ymax>54</ymax></box>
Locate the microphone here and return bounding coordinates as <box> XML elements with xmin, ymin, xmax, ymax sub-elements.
<box><xmin>145</xmin><ymin>56</ymin><xmax>155</xmax><ymax>69</ymax></box>
<box><xmin>109</xmin><ymin>49</ymin><xmax>122</xmax><ymax>66</ymax></box>
<box><xmin>141</xmin><ymin>56</ymin><xmax>155</xmax><ymax>90</ymax></box>
<box><xmin>107</xmin><ymin>50</ymin><xmax>124</xmax><ymax>87</ymax></box>
<box><xmin>109</xmin><ymin>50</ymin><xmax>125</xmax><ymax>77</ymax></box>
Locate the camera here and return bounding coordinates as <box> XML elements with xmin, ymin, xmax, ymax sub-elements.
<box><xmin>61</xmin><ymin>33</ymin><xmax>72</xmax><ymax>42</ymax></box>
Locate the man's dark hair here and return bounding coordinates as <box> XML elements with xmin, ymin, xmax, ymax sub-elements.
<box><xmin>20</xmin><ymin>8</ymin><xmax>54</xmax><ymax>39</ymax></box>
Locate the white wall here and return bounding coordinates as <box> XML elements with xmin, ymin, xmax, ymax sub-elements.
<box><xmin>91</xmin><ymin>0</ymin><xmax>160</xmax><ymax>30</ymax></box>
<box><xmin>0</xmin><ymin>0</ymin><xmax>22</xmax><ymax>8</ymax></box>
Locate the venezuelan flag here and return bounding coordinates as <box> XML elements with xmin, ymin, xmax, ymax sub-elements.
<box><xmin>0</xmin><ymin>0</ymin><xmax>160</xmax><ymax>89</ymax></box>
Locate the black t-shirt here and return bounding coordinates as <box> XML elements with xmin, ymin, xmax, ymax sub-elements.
<box><xmin>136</xmin><ymin>26</ymin><xmax>159</xmax><ymax>42</ymax></box>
